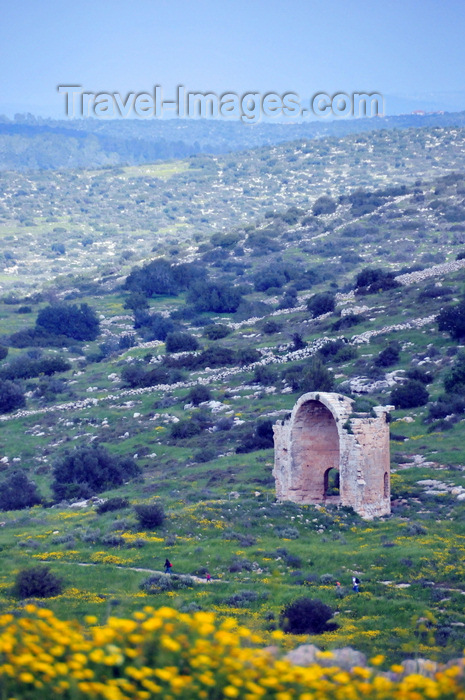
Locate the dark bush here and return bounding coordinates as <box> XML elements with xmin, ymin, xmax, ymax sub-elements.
<box><xmin>0</xmin><ymin>354</ymin><xmax>70</xmax><ymax>381</ymax></box>
<box><xmin>307</xmin><ymin>292</ymin><xmax>336</xmax><ymax>318</ymax></box>
<box><xmin>390</xmin><ymin>380</ymin><xmax>429</xmax><ymax>409</ymax></box>
<box><xmin>121</xmin><ymin>363</ymin><xmax>184</xmax><ymax>389</ymax></box>
<box><xmin>187</xmin><ymin>385</ymin><xmax>211</xmax><ymax>406</ymax></box>
<box><xmin>170</xmin><ymin>418</ymin><xmax>205</xmax><ymax>439</ymax></box>
<box><xmin>124</xmin><ymin>258</ymin><xmax>180</xmax><ymax>297</ymax></box>
<box><xmin>96</xmin><ymin>497</ymin><xmax>130</xmax><ymax>514</ymax></box>
<box><xmin>253</xmin><ymin>365</ymin><xmax>276</xmax><ymax>385</ymax></box>
<box><xmin>187</xmin><ymin>281</ymin><xmax>243</xmax><ymax>313</ymax></box>
<box><xmin>236</xmin><ymin>348</ymin><xmax>261</xmax><ymax>365</ymax></box>
<box><xmin>36</xmin><ymin>303</ymin><xmax>100</xmax><ymax>341</ymax></box>
<box><xmin>262</xmin><ymin>319</ymin><xmax>282</xmax><ymax>334</ymax></box>
<box><xmin>331</xmin><ymin>313</ymin><xmax>365</xmax><ymax>331</ymax></box>
<box><xmin>354</xmin><ymin>267</ymin><xmax>400</xmax><ymax>295</ymax></box>
<box><xmin>229</xmin><ymin>557</ymin><xmax>253</xmax><ymax>573</ymax></box>
<box><xmin>279</xmin><ymin>597</ymin><xmax>337</xmax><ymax>634</ymax></box>
<box><xmin>0</xmin><ymin>471</ymin><xmax>42</xmax><ymax>511</ymax></box>
<box><xmin>437</xmin><ymin>300</ymin><xmax>465</xmax><ymax>340</ymax></box>
<box><xmin>236</xmin><ymin>419</ymin><xmax>274</xmax><ymax>453</ymax></box>
<box><xmin>165</xmin><ymin>331</ymin><xmax>199</xmax><ymax>353</ymax></box>
<box><xmin>101</xmin><ymin>534</ymin><xmax>125</xmax><ymax>547</ymax></box>
<box><xmin>375</xmin><ymin>344</ymin><xmax>400</xmax><ymax>367</ymax></box>
<box><xmin>134</xmin><ymin>312</ymin><xmax>177</xmax><ymax>341</ymax></box>
<box><xmin>225</xmin><ymin>590</ymin><xmax>260</xmax><ymax>607</ymax></box>
<box><xmin>444</xmin><ymin>351</ymin><xmax>465</xmax><ymax>393</ymax></box>
<box><xmin>406</xmin><ymin>367</ymin><xmax>433</xmax><ymax>384</ymax></box>
<box><xmin>134</xmin><ymin>503</ymin><xmax>165</xmax><ymax>529</ymax></box>
<box><xmin>13</xmin><ymin>566</ymin><xmax>63</xmax><ymax>599</ymax></box>
<box><xmin>193</xmin><ymin>447</ymin><xmax>217</xmax><ymax>463</ymax></box>
<box><xmin>0</xmin><ymin>379</ymin><xmax>26</xmax><ymax>413</ymax></box>
<box><xmin>298</xmin><ymin>357</ymin><xmax>335</xmax><ymax>393</ymax></box>
<box><xmin>0</xmin><ymin>345</ymin><xmax>8</xmax><ymax>360</ymax></box>
<box><xmin>313</xmin><ymin>195</ymin><xmax>337</xmax><ymax>216</ymax></box>
<box><xmin>203</xmin><ymin>324</ymin><xmax>231</xmax><ymax>340</ymax></box>
<box><xmin>428</xmin><ymin>393</ymin><xmax>465</xmax><ymax>419</ymax></box>
<box><xmin>51</xmin><ymin>445</ymin><xmax>140</xmax><ymax>500</ymax></box>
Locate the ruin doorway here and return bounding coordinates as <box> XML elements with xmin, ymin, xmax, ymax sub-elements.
<box><xmin>324</xmin><ymin>468</ymin><xmax>340</xmax><ymax>497</ymax></box>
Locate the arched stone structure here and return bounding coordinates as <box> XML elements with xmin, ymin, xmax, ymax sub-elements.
<box><xmin>273</xmin><ymin>392</ymin><xmax>391</xmax><ymax>519</ymax></box>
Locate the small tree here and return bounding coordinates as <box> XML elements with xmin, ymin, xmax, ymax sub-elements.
<box><xmin>187</xmin><ymin>385</ymin><xmax>211</xmax><ymax>406</ymax></box>
<box><xmin>0</xmin><ymin>471</ymin><xmax>42</xmax><ymax>511</ymax></box>
<box><xmin>307</xmin><ymin>292</ymin><xmax>336</xmax><ymax>318</ymax></box>
<box><xmin>437</xmin><ymin>300</ymin><xmax>465</xmax><ymax>340</ymax></box>
<box><xmin>0</xmin><ymin>379</ymin><xmax>26</xmax><ymax>413</ymax></box>
<box><xmin>134</xmin><ymin>503</ymin><xmax>165</xmax><ymax>529</ymax></box>
<box><xmin>444</xmin><ymin>351</ymin><xmax>465</xmax><ymax>394</ymax></box>
<box><xmin>300</xmin><ymin>357</ymin><xmax>334</xmax><ymax>392</ymax></box>
<box><xmin>390</xmin><ymin>380</ymin><xmax>429</xmax><ymax>409</ymax></box>
<box><xmin>280</xmin><ymin>597</ymin><xmax>337</xmax><ymax>634</ymax></box>
<box><xmin>375</xmin><ymin>344</ymin><xmax>400</xmax><ymax>367</ymax></box>
<box><xmin>165</xmin><ymin>331</ymin><xmax>199</xmax><ymax>353</ymax></box>
<box><xmin>51</xmin><ymin>445</ymin><xmax>140</xmax><ymax>500</ymax></box>
<box><xmin>36</xmin><ymin>303</ymin><xmax>100</xmax><ymax>341</ymax></box>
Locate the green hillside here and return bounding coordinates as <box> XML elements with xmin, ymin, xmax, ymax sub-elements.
<box><xmin>1</xmin><ymin>125</ymin><xmax>465</xmax><ymax>666</ymax></box>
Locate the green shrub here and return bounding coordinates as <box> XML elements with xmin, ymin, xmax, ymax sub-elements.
<box><xmin>262</xmin><ymin>319</ymin><xmax>282</xmax><ymax>334</ymax></box>
<box><xmin>140</xmin><ymin>572</ymin><xmax>194</xmax><ymax>593</ymax></box>
<box><xmin>51</xmin><ymin>445</ymin><xmax>140</xmax><ymax>501</ymax></box>
<box><xmin>203</xmin><ymin>324</ymin><xmax>231</xmax><ymax>340</ymax></box>
<box><xmin>229</xmin><ymin>557</ymin><xmax>253</xmax><ymax>573</ymax></box>
<box><xmin>165</xmin><ymin>331</ymin><xmax>199</xmax><ymax>353</ymax></box>
<box><xmin>0</xmin><ymin>471</ymin><xmax>42</xmax><ymax>511</ymax></box>
<box><xmin>275</xmin><ymin>527</ymin><xmax>300</xmax><ymax>540</ymax></box>
<box><xmin>354</xmin><ymin>267</ymin><xmax>400</xmax><ymax>295</ymax></box>
<box><xmin>0</xmin><ymin>379</ymin><xmax>26</xmax><ymax>413</ymax></box>
<box><xmin>187</xmin><ymin>385</ymin><xmax>211</xmax><ymax>406</ymax></box>
<box><xmin>225</xmin><ymin>590</ymin><xmax>260</xmax><ymax>608</ymax></box>
<box><xmin>13</xmin><ymin>566</ymin><xmax>63</xmax><ymax>599</ymax></box>
<box><xmin>444</xmin><ymin>351</ymin><xmax>465</xmax><ymax>393</ymax></box>
<box><xmin>36</xmin><ymin>303</ymin><xmax>100</xmax><ymax>341</ymax></box>
<box><xmin>375</xmin><ymin>344</ymin><xmax>400</xmax><ymax>367</ymax></box>
<box><xmin>390</xmin><ymin>380</ymin><xmax>429</xmax><ymax>409</ymax></box>
<box><xmin>307</xmin><ymin>292</ymin><xmax>336</xmax><ymax>318</ymax></box>
<box><xmin>279</xmin><ymin>597</ymin><xmax>337</xmax><ymax>634</ymax></box>
<box><xmin>134</xmin><ymin>503</ymin><xmax>165</xmax><ymax>529</ymax></box>
<box><xmin>96</xmin><ymin>497</ymin><xmax>130</xmax><ymax>514</ymax></box>
<box><xmin>236</xmin><ymin>419</ymin><xmax>274</xmax><ymax>453</ymax></box>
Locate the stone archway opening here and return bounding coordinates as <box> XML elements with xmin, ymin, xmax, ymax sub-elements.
<box><xmin>384</xmin><ymin>472</ymin><xmax>389</xmax><ymax>499</ymax></box>
<box><xmin>290</xmin><ymin>399</ymin><xmax>341</xmax><ymax>503</ymax></box>
<box><xmin>324</xmin><ymin>468</ymin><xmax>340</xmax><ymax>498</ymax></box>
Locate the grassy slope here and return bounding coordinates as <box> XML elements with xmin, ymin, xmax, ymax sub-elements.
<box><xmin>1</xmin><ymin>127</ymin><xmax>465</xmax><ymax>666</ymax></box>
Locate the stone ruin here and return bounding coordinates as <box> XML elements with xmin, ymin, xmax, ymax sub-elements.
<box><xmin>273</xmin><ymin>392</ymin><xmax>391</xmax><ymax>519</ymax></box>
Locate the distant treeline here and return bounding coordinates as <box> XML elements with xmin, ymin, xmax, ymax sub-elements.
<box><xmin>1</xmin><ymin>111</ymin><xmax>465</xmax><ymax>170</ymax></box>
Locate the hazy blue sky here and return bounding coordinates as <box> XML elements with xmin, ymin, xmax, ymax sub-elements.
<box><xmin>1</xmin><ymin>0</ymin><xmax>464</xmax><ymax>117</ymax></box>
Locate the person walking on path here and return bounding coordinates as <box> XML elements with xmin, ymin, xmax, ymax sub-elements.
<box><xmin>164</xmin><ymin>558</ymin><xmax>172</xmax><ymax>574</ymax></box>
<box><xmin>206</xmin><ymin>572</ymin><xmax>211</xmax><ymax>582</ymax></box>
<box><xmin>352</xmin><ymin>576</ymin><xmax>360</xmax><ymax>592</ymax></box>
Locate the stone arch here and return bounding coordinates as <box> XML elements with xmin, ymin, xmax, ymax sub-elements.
<box><xmin>289</xmin><ymin>398</ymin><xmax>341</xmax><ymax>504</ymax></box>
<box><xmin>273</xmin><ymin>391</ymin><xmax>391</xmax><ymax>519</ymax></box>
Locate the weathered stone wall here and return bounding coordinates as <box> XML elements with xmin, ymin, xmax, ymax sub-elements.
<box><xmin>273</xmin><ymin>392</ymin><xmax>390</xmax><ymax>519</ymax></box>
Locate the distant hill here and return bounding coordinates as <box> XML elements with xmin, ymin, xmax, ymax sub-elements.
<box><xmin>1</xmin><ymin>110</ymin><xmax>465</xmax><ymax>170</ymax></box>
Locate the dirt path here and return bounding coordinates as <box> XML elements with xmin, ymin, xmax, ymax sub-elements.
<box><xmin>75</xmin><ymin>561</ymin><xmax>220</xmax><ymax>583</ymax></box>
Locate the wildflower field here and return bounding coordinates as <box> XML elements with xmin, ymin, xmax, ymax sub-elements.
<box><xmin>1</xmin><ymin>604</ymin><xmax>465</xmax><ymax>700</ymax></box>
<box><xmin>1</xmin><ymin>468</ymin><xmax>465</xmax><ymax>670</ymax></box>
